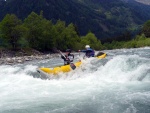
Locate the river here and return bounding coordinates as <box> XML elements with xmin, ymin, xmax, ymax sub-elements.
<box><xmin>0</xmin><ymin>47</ymin><xmax>150</xmax><ymax>113</ymax></box>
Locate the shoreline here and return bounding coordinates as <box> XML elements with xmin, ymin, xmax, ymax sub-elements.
<box><xmin>0</xmin><ymin>48</ymin><xmax>83</xmax><ymax>65</ymax></box>
<box><xmin>0</xmin><ymin>52</ymin><xmax>81</xmax><ymax>65</ymax></box>
<box><xmin>0</xmin><ymin>53</ymin><xmax>60</xmax><ymax>65</ymax></box>
<box><xmin>0</xmin><ymin>48</ymin><xmax>61</xmax><ymax>65</ymax></box>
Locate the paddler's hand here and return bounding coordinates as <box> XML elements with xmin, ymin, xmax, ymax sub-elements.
<box><xmin>78</xmin><ymin>50</ymin><xmax>81</xmax><ymax>52</ymax></box>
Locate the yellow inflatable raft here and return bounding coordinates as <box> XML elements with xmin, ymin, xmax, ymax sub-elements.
<box><xmin>37</xmin><ymin>53</ymin><xmax>107</xmax><ymax>76</ymax></box>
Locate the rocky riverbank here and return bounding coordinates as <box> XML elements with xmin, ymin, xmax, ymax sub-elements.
<box><xmin>0</xmin><ymin>49</ymin><xmax>59</xmax><ymax>65</ymax></box>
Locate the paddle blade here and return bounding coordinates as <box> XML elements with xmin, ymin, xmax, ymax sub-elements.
<box><xmin>70</xmin><ymin>63</ymin><xmax>76</xmax><ymax>70</ymax></box>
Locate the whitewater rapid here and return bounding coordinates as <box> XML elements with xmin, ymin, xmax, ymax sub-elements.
<box><xmin>0</xmin><ymin>47</ymin><xmax>150</xmax><ymax>113</ymax></box>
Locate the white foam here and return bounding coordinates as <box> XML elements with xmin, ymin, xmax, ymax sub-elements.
<box><xmin>0</xmin><ymin>48</ymin><xmax>150</xmax><ymax>113</ymax></box>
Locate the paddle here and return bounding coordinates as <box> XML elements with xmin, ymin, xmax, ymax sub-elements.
<box><xmin>58</xmin><ymin>50</ymin><xmax>76</xmax><ymax>70</ymax></box>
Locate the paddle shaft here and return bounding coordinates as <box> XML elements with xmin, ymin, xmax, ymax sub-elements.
<box><xmin>58</xmin><ymin>50</ymin><xmax>76</xmax><ymax>70</ymax></box>
<box><xmin>59</xmin><ymin>50</ymin><xmax>66</xmax><ymax>58</ymax></box>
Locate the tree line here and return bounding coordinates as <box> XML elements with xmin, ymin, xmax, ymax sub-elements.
<box><xmin>0</xmin><ymin>12</ymin><xmax>103</xmax><ymax>52</ymax></box>
<box><xmin>0</xmin><ymin>12</ymin><xmax>150</xmax><ymax>53</ymax></box>
<box><xmin>102</xmin><ymin>20</ymin><xmax>150</xmax><ymax>49</ymax></box>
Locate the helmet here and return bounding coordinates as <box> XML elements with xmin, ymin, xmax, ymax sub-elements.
<box><xmin>66</xmin><ymin>49</ymin><xmax>71</xmax><ymax>53</ymax></box>
<box><xmin>85</xmin><ymin>45</ymin><xmax>90</xmax><ymax>49</ymax></box>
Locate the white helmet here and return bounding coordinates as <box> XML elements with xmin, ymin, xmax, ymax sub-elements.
<box><xmin>85</xmin><ymin>45</ymin><xmax>90</xmax><ymax>49</ymax></box>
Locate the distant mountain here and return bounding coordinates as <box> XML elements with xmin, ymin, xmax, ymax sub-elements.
<box><xmin>122</xmin><ymin>0</ymin><xmax>150</xmax><ymax>5</ymax></box>
<box><xmin>0</xmin><ymin>0</ymin><xmax>150</xmax><ymax>39</ymax></box>
<box><xmin>135</xmin><ymin>0</ymin><xmax>150</xmax><ymax>5</ymax></box>
<box><xmin>121</xmin><ymin>0</ymin><xmax>150</xmax><ymax>23</ymax></box>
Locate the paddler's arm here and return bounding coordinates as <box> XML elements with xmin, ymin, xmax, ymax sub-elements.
<box><xmin>61</xmin><ymin>55</ymin><xmax>66</xmax><ymax>60</ymax></box>
<box><xmin>58</xmin><ymin>50</ymin><xmax>66</xmax><ymax>60</ymax></box>
<box><xmin>78</xmin><ymin>50</ymin><xmax>87</xmax><ymax>53</ymax></box>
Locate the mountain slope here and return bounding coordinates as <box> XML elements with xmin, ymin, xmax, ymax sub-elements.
<box><xmin>135</xmin><ymin>0</ymin><xmax>150</xmax><ymax>5</ymax></box>
<box><xmin>0</xmin><ymin>0</ymin><xmax>150</xmax><ymax>39</ymax></box>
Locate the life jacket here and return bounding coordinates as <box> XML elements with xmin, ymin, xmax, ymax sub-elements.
<box><xmin>61</xmin><ymin>53</ymin><xmax>74</xmax><ymax>65</ymax></box>
<box><xmin>86</xmin><ymin>49</ymin><xmax>95</xmax><ymax>57</ymax></box>
<box><xmin>67</xmin><ymin>54</ymin><xmax>74</xmax><ymax>62</ymax></box>
<box><xmin>91</xmin><ymin>50</ymin><xmax>95</xmax><ymax>57</ymax></box>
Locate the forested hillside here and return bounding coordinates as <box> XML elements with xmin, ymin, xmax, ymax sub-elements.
<box><xmin>1</xmin><ymin>0</ymin><xmax>150</xmax><ymax>39</ymax></box>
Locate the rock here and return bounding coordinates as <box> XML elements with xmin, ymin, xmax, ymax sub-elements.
<box><xmin>0</xmin><ymin>60</ymin><xmax>4</xmax><ymax>64</ymax></box>
<box><xmin>24</xmin><ymin>57</ymin><xmax>30</xmax><ymax>61</ymax></box>
<box><xmin>17</xmin><ymin>60</ymin><xmax>23</xmax><ymax>63</ymax></box>
<box><xmin>6</xmin><ymin>62</ymin><xmax>14</xmax><ymax>65</ymax></box>
<box><xmin>0</xmin><ymin>52</ymin><xmax>60</xmax><ymax>65</ymax></box>
<box><xmin>6</xmin><ymin>58</ymin><xmax>14</xmax><ymax>63</ymax></box>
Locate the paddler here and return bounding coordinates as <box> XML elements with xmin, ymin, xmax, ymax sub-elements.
<box><xmin>78</xmin><ymin>45</ymin><xmax>95</xmax><ymax>58</ymax></box>
<box><xmin>61</xmin><ymin>49</ymin><xmax>74</xmax><ymax>65</ymax></box>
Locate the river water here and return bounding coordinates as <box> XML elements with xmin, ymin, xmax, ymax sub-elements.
<box><xmin>0</xmin><ymin>47</ymin><xmax>150</xmax><ymax>113</ymax></box>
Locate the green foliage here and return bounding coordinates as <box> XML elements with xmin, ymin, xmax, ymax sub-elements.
<box><xmin>1</xmin><ymin>0</ymin><xmax>150</xmax><ymax>39</ymax></box>
<box><xmin>103</xmin><ymin>42</ymin><xmax>112</xmax><ymax>50</ymax></box>
<box><xmin>18</xmin><ymin>37</ymin><xmax>29</xmax><ymax>48</ymax></box>
<box><xmin>54</xmin><ymin>20</ymin><xmax>67</xmax><ymax>51</ymax></box>
<box><xmin>0</xmin><ymin>11</ymin><xmax>149</xmax><ymax>53</ymax></box>
<box><xmin>0</xmin><ymin>12</ymin><xmax>80</xmax><ymax>51</ymax></box>
<box><xmin>81</xmin><ymin>32</ymin><xmax>103</xmax><ymax>50</ymax></box>
<box><xmin>54</xmin><ymin>21</ymin><xmax>81</xmax><ymax>51</ymax></box>
<box><xmin>135</xmin><ymin>34</ymin><xmax>146</xmax><ymax>41</ymax></box>
<box><xmin>142</xmin><ymin>20</ymin><xmax>150</xmax><ymax>37</ymax></box>
<box><xmin>63</xmin><ymin>23</ymin><xmax>80</xmax><ymax>50</ymax></box>
<box><xmin>103</xmin><ymin>34</ymin><xmax>150</xmax><ymax>49</ymax></box>
<box><xmin>0</xmin><ymin>14</ymin><xmax>26</xmax><ymax>50</ymax></box>
<box><xmin>22</xmin><ymin>12</ymin><xmax>102</xmax><ymax>52</ymax></box>
<box><xmin>23</xmin><ymin>12</ymin><xmax>55</xmax><ymax>51</ymax></box>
